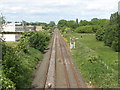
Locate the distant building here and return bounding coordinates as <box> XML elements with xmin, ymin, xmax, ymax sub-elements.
<box><xmin>2</xmin><ymin>23</ymin><xmax>16</xmax><ymax>41</ymax></box>
<box><xmin>1</xmin><ymin>23</ymin><xmax>36</xmax><ymax>41</ymax></box>
<box><xmin>35</xmin><ymin>26</ymin><xmax>43</xmax><ymax>31</ymax></box>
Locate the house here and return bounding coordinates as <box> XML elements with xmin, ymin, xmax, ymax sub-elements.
<box><xmin>26</xmin><ymin>25</ymin><xmax>36</xmax><ymax>31</ymax></box>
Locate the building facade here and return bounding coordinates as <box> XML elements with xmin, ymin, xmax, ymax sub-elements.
<box><xmin>1</xmin><ymin>23</ymin><xmax>36</xmax><ymax>41</ymax></box>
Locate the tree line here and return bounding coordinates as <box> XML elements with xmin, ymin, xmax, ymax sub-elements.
<box><xmin>57</xmin><ymin>12</ymin><xmax>119</xmax><ymax>52</ymax></box>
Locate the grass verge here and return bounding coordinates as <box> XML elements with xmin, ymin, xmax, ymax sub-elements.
<box><xmin>64</xmin><ymin>33</ymin><xmax>118</xmax><ymax>88</ymax></box>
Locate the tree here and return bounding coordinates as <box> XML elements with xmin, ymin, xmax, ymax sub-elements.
<box><xmin>29</xmin><ymin>31</ymin><xmax>50</xmax><ymax>52</ymax></box>
<box><xmin>57</xmin><ymin>19</ymin><xmax>67</xmax><ymax>29</ymax></box>
<box><xmin>75</xmin><ymin>25</ymin><xmax>93</xmax><ymax>33</ymax></box>
<box><xmin>79</xmin><ymin>20</ymin><xmax>90</xmax><ymax>26</ymax></box>
<box><xmin>76</xmin><ymin>18</ymin><xmax>79</xmax><ymax>23</ymax></box>
<box><xmin>96</xmin><ymin>28</ymin><xmax>105</xmax><ymax>41</ymax></box>
<box><xmin>98</xmin><ymin>12</ymin><xmax>120</xmax><ymax>52</ymax></box>
<box><xmin>110</xmin><ymin>12</ymin><xmax>118</xmax><ymax>25</ymax></box>
<box><xmin>90</xmin><ymin>18</ymin><xmax>99</xmax><ymax>25</ymax></box>
<box><xmin>0</xmin><ymin>13</ymin><xmax>5</xmax><ymax>32</ymax></box>
<box><xmin>67</xmin><ymin>20</ymin><xmax>78</xmax><ymax>29</ymax></box>
<box><xmin>48</xmin><ymin>21</ymin><xmax>56</xmax><ymax>27</ymax></box>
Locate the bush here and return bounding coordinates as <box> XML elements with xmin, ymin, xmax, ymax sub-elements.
<box><xmin>2</xmin><ymin>30</ymin><xmax>51</xmax><ymax>89</ymax></box>
<box><xmin>2</xmin><ymin>44</ymin><xmax>23</xmax><ymax>88</ymax></box>
<box><xmin>96</xmin><ymin>28</ymin><xmax>105</xmax><ymax>41</ymax></box>
<box><xmin>92</xmin><ymin>25</ymin><xmax>101</xmax><ymax>33</ymax></box>
<box><xmin>87</xmin><ymin>55</ymin><xmax>99</xmax><ymax>63</ymax></box>
<box><xmin>1</xmin><ymin>74</ymin><xmax>16</xmax><ymax>89</ymax></box>
<box><xmin>75</xmin><ymin>25</ymin><xmax>101</xmax><ymax>33</ymax></box>
<box><xmin>17</xmin><ymin>31</ymin><xmax>35</xmax><ymax>53</ymax></box>
<box><xmin>103</xmin><ymin>25</ymin><xmax>118</xmax><ymax>47</ymax></box>
<box><xmin>95</xmin><ymin>12</ymin><xmax>119</xmax><ymax>52</ymax></box>
<box><xmin>2</xmin><ymin>42</ymin><xmax>44</xmax><ymax>88</ymax></box>
<box><xmin>111</xmin><ymin>37</ymin><xmax>119</xmax><ymax>52</ymax></box>
<box><xmin>29</xmin><ymin>31</ymin><xmax>51</xmax><ymax>52</ymax></box>
<box><xmin>75</xmin><ymin>26</ymin><xmax>93</xmax><ymax>33</ymax></box>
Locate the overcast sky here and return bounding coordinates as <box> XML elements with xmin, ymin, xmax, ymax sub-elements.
<box><xmin>0</xmin><ymin>0</ymin><xmax>119</xmax><ymax>23</ymax></box>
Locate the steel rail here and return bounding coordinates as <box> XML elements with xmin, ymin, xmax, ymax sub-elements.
<box><xmin>57</xmin><ymin>31</ymin><xmax>71</xmax><ymax>89</ymax></box>
<box><xmin>43</xmin><ymin>32</ymin><xmax>56</xmax><ymax>89</ymax></box>
<box><xmin>59</xmin><ymin>32</ymin><xmax>81</xmax><ymax>88</ymax></box>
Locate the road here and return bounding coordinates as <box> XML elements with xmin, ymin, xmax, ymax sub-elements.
<box><xmin>31</xmin><ymin>29</ymin><xmax>87</xmax><ymax>88</ymax></box>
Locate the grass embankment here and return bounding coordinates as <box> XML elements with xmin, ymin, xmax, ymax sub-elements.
<box><xmin>5</xmin><ymin>42</ymin><xmax>43</xmax><ymax>88</ymax></box>
<box><xmin>64</xmin><ymin>33</ymin><xmax>118</xmax><ymax>88</ymax></box>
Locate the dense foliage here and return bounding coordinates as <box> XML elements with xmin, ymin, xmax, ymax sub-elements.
<box><xmin>48</xmin><ymin>21</ymin><xmax>56</xmax><ymax>27</ymax></box>
<box><xmin>75</xmin><ymin>25</ymin><xmax>101</xmax><ymax>33</ymax></box>
<box><xmin>57</xmin><ymin>12</ymin><xmax>119</xmax><ymax>52</ymax></box>
<box><xmin>57</xmin><ymin>19</ymin><xmax>67</xmax><ymax>30</ymax></box>
<box><xmin>29</xmin><ymin>31</ymin><xmax>51</xmax><ymax>52</ymax></box>
<box><xmin>96</xmin><ymin>28</ymin><xmax>105</xmax><ymax>41</ymax></box>
<box><xmin>2</xmin><ymin>31</ymin><xmax>51</xmax><ymax>89</ymax></box>
<box><xmin>57</xmin><ymin>18</ymin><xmax>108</xmax><ymax>33</ymax></box>
<box><xmin>96</xmin><ymin>12</ymin><xmax>119</xmax><ymax>52</ymax></box>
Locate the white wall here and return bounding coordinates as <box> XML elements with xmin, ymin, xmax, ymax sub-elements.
<box><xmin>2</xmin><ymin>23</ymin><xmax>16</xmax><ymax>41</ymax></box>
<box><xmin>3</xmin><ymin>34</ymin><xmax>16</xmax><ymax>41</ymax></box>
<box><xmin>3</xmin><ymin>23</ymin><xmax>15</xmax><ymax>32</ymax></box>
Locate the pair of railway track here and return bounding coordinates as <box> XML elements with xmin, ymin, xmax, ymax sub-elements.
<box><xmin>44</xmin><ymin>29</ymin><xmax>81</xmax><ymax>88</ymax></box>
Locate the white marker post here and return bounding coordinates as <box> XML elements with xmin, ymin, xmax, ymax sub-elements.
<box><xmin>74</xmin><ymin>41</ymin><xmax>75</xmax><ymax>48</ymax></box>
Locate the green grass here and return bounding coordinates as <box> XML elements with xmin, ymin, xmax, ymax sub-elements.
<box><xmin>64</xmin><ymin>33</ymin><xmax>118</xmax><ymax>88</ymax></box>
<box><xmin>73</xmin><ymin>33</ymin><xmax>118</xmax><ymax>70</ymax></box>
<box><xmin>6</xmin><ymin>41</ymin><xmax>19</xmax><ymax>48</ymax></box>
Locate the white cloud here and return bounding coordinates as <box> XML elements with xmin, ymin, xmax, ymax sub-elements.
<box><xmin>86</xmin><ymin>0</ymin><xmax>118</xmax><ymax>10</ymax></box>
<box><xmin>0</xmin><ymin>0</ymin><xmax>119</xmax><ymax>22</ymax></box>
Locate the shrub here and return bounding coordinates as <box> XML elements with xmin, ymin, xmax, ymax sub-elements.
<box><xmin>96</xmin><ymin>28</ymin><xmax>105</xmax><ymax>41</ymax></box>
<box><xmin>29</xmin><ymin>31</ymin><xmax>50</xmax><ymax>52</ymax></box>
<box><xmin>2</xmin><ymin>30</ymin><xmax>51</xmax><ymax>89</ymax></box>
<box><xmin>75</xmin><ymin>26</ymin><xmax>93</xmax><ymax>33</ymax></box>
<box><xmin>92</xmin><ymin>25</ymin><xmax>101</xmax><ymax>33</ymax></box>
<box><xmin>2</xmin><ymin>44</ymin><xmax>23</xmax><ymax>88</ymax></box>
<box><xmin>95</xmin><ymin>12</ymin><xmax>119</xmax><ymax>52</ymax></box>
<box><xmin>1</xmin><ymin>74</ymin><xmax>16</xmax><ymax>89</ymax></box>
<box><xmin>87</xmin><ymin>55</ymin><xmax>99</xmax><ymax>63</ymax></box>
<box><xmin>103</xmin><ymin>25</ymin><xmax>118</xmax><ymax>47</ymax></box>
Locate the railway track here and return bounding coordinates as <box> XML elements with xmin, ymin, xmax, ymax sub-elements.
<box><xmin>43</xmin><ymin>29</ymin><xmax>83</xmax><ymax>88</ymax></box>
<box><xmin>32</xmin><ymin>29</ymin><xmax>87</xmax><ymax>89</ymax></box>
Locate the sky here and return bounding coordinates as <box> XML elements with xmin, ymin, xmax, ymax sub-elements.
<box><xmin>0</xmin><ymin>0</ymin><xmax>119</xmax><ymax>23</ymax></box>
